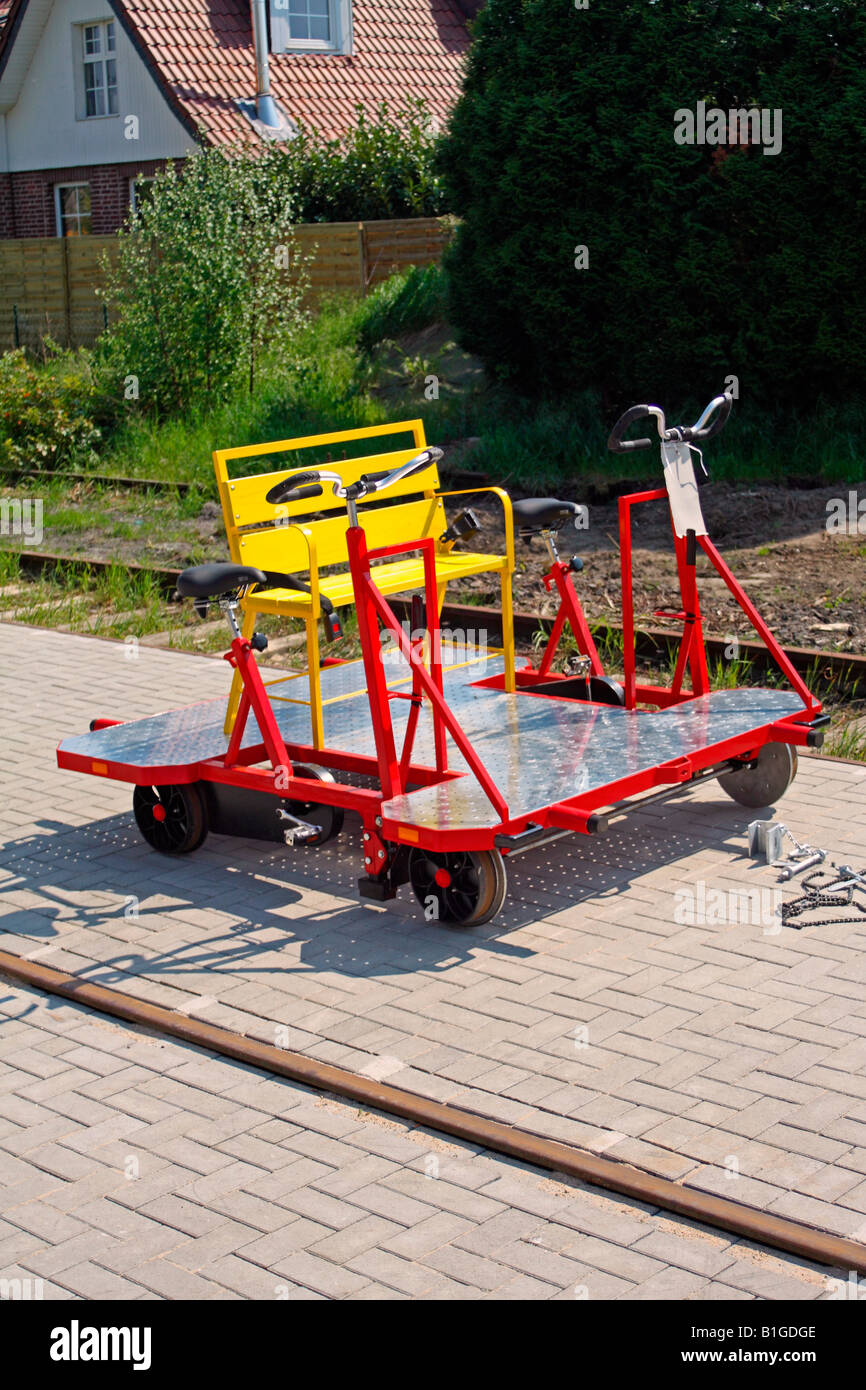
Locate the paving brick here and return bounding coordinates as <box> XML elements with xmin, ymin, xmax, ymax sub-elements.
<box><xmin>171</xmin><ymin>1221</ymin><xmax>262</xmax><ymax>1273</ymax></box>
<box><xmin>5</xmin><ymin>625</ymin><xmax>866</xmax><ymax>1300</ymax></box>
<box><xmin>128</xmin><ymin>1258</ymin><xmax>229</xmax><ymax>1300</ymax></box>
<box><xmin>422</xmin><ymin>1243</ymin><xmax>511</xmax><ymax>1291</ymax></box>
<box><xmin>344</xmin><ymin>1246</ymin><xmax>442</xmax><ymax>1296</ymax></box>
<box><xmin>20</xmin><ymin>1229</ymin><xmax>119</xmax><ymax>1278</ymax></box>
<box><xmin>455</xmin><ymin>1207</ymin><xmax>543</xmax><ymax>1256</ymax></box>
<box><xmin>309</xmin><ymin>1214</ymin><xmax>402</xmax><ymax>1264</ymax></box>
<box><xmin>52</xmin><ymin>1260</ymin><xmax>147</xmax><ymax>1300</ymax></box>
<box><xmin>206</xmin><ymin>1254</ymin><xmax>319</xmax><ymax>1300</ymax></box>
<box><xmin>492</xmin><ymin>1238</ymin><xmax>592</xmax><ymax>1291</ymax></box>
<box><xmin>718</xmin><ymin>1258</ymin><xmax>824</xmax><ymax>1301</ymax></box>
<box><xmin>236</xmin><ymin>1218</ymin><xmax>331</xmax><ymax>1268</ymax></box>
<box><xmin>382</xmin><ymin>1212</ymin><xmax>474</xmax><ymax>1260</ymax></box>
<box><xmin>265</xmin><ymin>1249</ymin><xmax>370</xmax><ymax>1299</ymax></box>
<box><xmin>631</xmin><ymin>1228</ymin><xmax>736</xmax><ymax>1279</ymax></box>
<box><xmin>621</xmin><ymin>1266</ymin><xmax>710</xmax><ymax>1300</ymax></box>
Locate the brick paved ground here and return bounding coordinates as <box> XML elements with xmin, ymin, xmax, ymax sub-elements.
<box><xmin>2</xmin><ymin>622</ymin><xmax>866</xmax><ymax>1266</ymax></box>
<box><xmin>0</xmin><ymin>979</ymin><xmax>842</xmax><ymax>1299</ymax></box>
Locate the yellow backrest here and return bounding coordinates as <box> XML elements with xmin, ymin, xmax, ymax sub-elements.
<box><xmin>214</xmin><ymin>422</ymin><xmax>439</xmax><ymax>574</ymax></box>
<box><xmin>236</xmin><ymin>495</ymin><xmax>446</xmax><ymax>573</ymax></box>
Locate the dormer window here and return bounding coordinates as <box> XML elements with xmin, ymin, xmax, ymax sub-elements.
<box><xmin>269</xmin><ymin>0</ymin><xmax>352</xmax><ymax>56</ymax></box>
<box><xmin>288</xmin><ymin>0</ymin><xmax>331</xmax><ymax>44</ymax></box>
<box><xmin>82</xmin><ymin>20</ymin><xmax>118</xmax><ymax>117</ymax></box>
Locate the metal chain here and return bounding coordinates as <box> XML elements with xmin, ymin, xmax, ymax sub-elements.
<box><xmin>781</xmin><ymin>826</ymin><xmax>817</xmax><ymax>860</ymax></box>
<box><xmin>779</xmin><ymin>865</ymin><xmax>866</xmax><ymax>930</ymax></box>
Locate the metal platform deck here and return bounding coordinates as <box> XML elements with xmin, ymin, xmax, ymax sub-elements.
<box><xmin>56</xmin><ymin>649</ymin><xmax>504</xmax><ymax>775</ymax></box>
<box><xmin>58</xmin><ymin>650</ymin><xmax>808</xmax><ymax>832</ymax></box>
<box><xmin>381</xmin><ymin>686</ymin><xmax>807</xmax><ymax>830</ymax></box>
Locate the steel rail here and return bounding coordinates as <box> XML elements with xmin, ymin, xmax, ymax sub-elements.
<box><xmin>4</xmin><ymin>551</ymin><xmax>865</xmax><ymax>687</ymax></box>
<box><xmin>2</xmin><ymin>947</ymin><xmax>864</xmax><ymax>1275</ymax></box>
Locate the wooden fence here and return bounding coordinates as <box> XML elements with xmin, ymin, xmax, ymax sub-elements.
<box><xmin>0</xmin><ymin>216</ymin><xmax>454</xmax><ymax>350</ymax></box>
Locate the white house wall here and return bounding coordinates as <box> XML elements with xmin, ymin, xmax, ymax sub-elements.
<box><xmin>0</xmin><ymin>0</ymin><xmax>196</xmax><ymax>173</ymax></box>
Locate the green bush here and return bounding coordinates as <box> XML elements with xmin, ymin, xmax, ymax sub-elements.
<box><xmin>97</xmin><ymin>144</ymin><xmax>309</xmax><ymax>416</ymax></box>
<box><xmin>277</xmin><ymin>100</ymin><xmax>446</xmax><ymax>222</ymax></box>
<box><xmin>0</xmin><ymin>348</ymin><xmax>101</xmax><ymax>470</ymax></box>
<box><xmin>438</xmin><ymin>0</ymin><xmax>866</xmax><ymax>409</ymax></box>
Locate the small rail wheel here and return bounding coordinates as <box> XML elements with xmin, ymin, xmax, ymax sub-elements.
<box><xmin>133</xmin><ymin>783</ymin><xmax>208</xmax><ymax>854</ymax></box>
<box><xmin>718</xmin><ymin>743</ymin><xmax>798</xmax><ymax>809</ymax></box>
<box><xmin>287</xmin><ymin>764</ymin><xmax>344</xmax><ymax>844</ymax></box>
<box><xmin>408</xmin><ymin>848</ymin><xmax>507</xmax><ymax>927</ymax></box>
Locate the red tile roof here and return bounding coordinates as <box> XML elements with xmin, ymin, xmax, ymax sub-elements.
<box><xmin>118</xmin><ymin>1</ymin><xmax>472</xmax><ymax>144</ymax></box>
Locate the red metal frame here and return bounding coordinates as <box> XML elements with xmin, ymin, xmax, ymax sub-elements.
<box><xmin>56</xmin><ymin>477</ymin><xmax>822</xmax><ymax>888</ymax></box>
<box><xmin>615</xmin><ymin>489</ymin><xmax>819</xmax><ymax>716</ymax></box>
<box><xmin>536</xmin><ymin>560</ymin><xmax>603</xmax><ymax>679</ymax></box>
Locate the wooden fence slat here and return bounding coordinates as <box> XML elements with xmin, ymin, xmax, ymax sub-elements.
<box><xmin>0</xmin><ymin>217</ymin><xmax>455</xmax><ymax>349</ymax></box>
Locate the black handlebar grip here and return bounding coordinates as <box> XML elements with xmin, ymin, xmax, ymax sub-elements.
<box><xmin>284</xmin><ymin>483</ymin><xmax>323</xmax><ymax>504</ymax></box>
<box><xmin>265</xmin><ymin>471</ymin><xmax>321</xmax><ymax>505</ymax></box>
<box><xmin>268</xmin><ymin>482</ymin><xmax>323</xmax><ymax>506</ymax></box>
<box><xmin>607</xmin><ymin>404</ymin><xmax>654</xmax><ymax>454</ymax></box>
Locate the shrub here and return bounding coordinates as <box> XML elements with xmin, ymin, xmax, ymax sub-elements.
<box><xmin>277</xmin><ymin>100</ymin><xmax>446</xmax><ymax>223</ymax></box>
<box><xmin>97</xmin><ymin>143</ymin><xmax>309</xmax><ymax>416</ymax></box>
<box><xmin>0</xmin><ymin>348</ymin><xmax>101</xmax><ymax>470</ymax></box>
<box><xmin>438</xmin><ymin>0</ymin><xmax>866</xmax><ymax>410</ymax></box>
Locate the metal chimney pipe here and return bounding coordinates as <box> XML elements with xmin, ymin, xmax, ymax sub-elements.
<box><xmin>249</xmin><ymin>0</ymin><xmax>281</xmax><ymax>128</ymax></box>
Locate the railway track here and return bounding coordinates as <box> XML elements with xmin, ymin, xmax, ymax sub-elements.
<box><xmin>6</xmin><ymin>547</ymin><xmax>866</xmax><ymax>688</ymax></box>
<box><xmin>0</xmin><ymin>466</ymin><xmax>194</xmax><ymax>494</ymax></box>
<box><xmin>0</xmin><ymin>463</ymin><xmax>490</xmax><ymax>498</ymax></box>
<box><xmin>2</xmin><ymin>946</ymin><xmax>864</xmax><ymax>1276</ymax></box>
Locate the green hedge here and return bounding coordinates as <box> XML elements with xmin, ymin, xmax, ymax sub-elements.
<box><xmin>273</xmin><ymin>100</ymin><xmax>445</xmax><ymax>223</ymax></box>
<box><xmin>438</xmin><ymin>0</ymin><xmax>866</xmax><ymax>410</ymax></box>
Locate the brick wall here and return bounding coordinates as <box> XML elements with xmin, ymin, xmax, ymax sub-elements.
<box><xmin>0</xmin><ymin>160</ymin><xmax>170</xmax><ymax>238</ymax></box>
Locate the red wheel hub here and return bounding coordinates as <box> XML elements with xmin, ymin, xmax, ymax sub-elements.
<box><xmin>434</xmin><ymin>867</ymin><xmax>452</xmax><ymax>888</ymax></box>
<box><xmin>152</xmin><ymin>803</ymin><xmax>167</xmax><ymax>822</ymax></box>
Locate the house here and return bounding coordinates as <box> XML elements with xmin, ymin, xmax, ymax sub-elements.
<box><xmin>0</xmin><ymin>0</ymin><xmax>481</xmax><ymax>238</ymax></box>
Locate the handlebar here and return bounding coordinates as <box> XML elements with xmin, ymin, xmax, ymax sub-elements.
<box><xmin>265</xmin><ymin>446</ymin><xmax>444</xmax><ymax>508</ymax></box>
<box><xmin>607</xmin><ymin>393</ymin><xmax>733</xmax><ymax>455</ymax></box>
<box><xmin>606</xmin><ymin>404</ymin><xmax>658</xmax><ymax>454</ymax></box>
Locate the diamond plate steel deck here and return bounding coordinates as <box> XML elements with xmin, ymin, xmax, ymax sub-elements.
<box><xmin>56</xmin><ymin>649</ymin><xmax>505</xmax><ymax>776</ymax></box>
<box><xmin>381</xmin><ymin>688</ymin><xmax>808</xmax><ymax>830</ymax></box>
<box><xmin>59</xmin><ymin>654</ymin><xmax>806</xmax><ymax>833</ymax></box>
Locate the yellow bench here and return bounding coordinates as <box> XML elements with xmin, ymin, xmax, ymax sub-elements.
<box><xmin>214</xmin><ymin>420</ymin><xmax>515</xmax><ymax>746</ymax></box>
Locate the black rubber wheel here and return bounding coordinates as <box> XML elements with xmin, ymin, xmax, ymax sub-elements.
<box><xmin>717</xmin><ymin>743</ymin><xmax>798</xmax><ymax>809</ymax></box>
<box><xmin>286</xmin><ymin>764</ymin><xmax>344</xmax><ymax>845</ymax></box>
<box><xmin>408</xmin><ymin>848</ymin><xmax>507</xmax><ymax>926</ymax></box>
<box><xmin>533</xmin><ymin>674</ymin><xmax>625</xmax><ymax>706</ymax></box>
<box><xmin>133</xmin><ymin>783</ymin><xmax>208</xmax><ymax>854</ymax></box>
<box><xmin>588</xmin><ymin>675</ymin><xmax>626</xmax><ymax>706</ymax></box>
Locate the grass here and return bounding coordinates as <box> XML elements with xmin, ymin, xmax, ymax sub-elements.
<box><xmin>12</xmin><ymin>262</ymin><xmax>862</xmax><ymax>495</ymax></box>
<box><xmin>825</xmin><ymin>719</ymin><xmax>866</xmax><ymax>761</ymax></box>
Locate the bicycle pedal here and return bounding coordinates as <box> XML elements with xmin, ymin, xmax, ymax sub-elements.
<box><xmin>277</xmin><ymin>807</ymin><xmax>321</xmax><ymax>846</ymax></box>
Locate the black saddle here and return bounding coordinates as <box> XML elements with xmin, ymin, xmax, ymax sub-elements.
<box><xmin>512</xmin><ymin>498</ymin><xmax>582</xmax><ymax>534</ymax></box>
<box><xmin>176</xmin><ymin>562</ymin><xmax>267</xmax><ymax>599</ymax></box>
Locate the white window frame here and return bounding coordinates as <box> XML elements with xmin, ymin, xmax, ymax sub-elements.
<box><xmin>55</xmin><ymin>183</ymin><xmax>92</xmax><ymax>238</ymax></box>
<box><xmin>75</xmin><ymin>18</ymin><xmax>119</xmax><ymax>121</ymax></box>
<box><xmin>129</xmin><ymin>175</ymin><xmax>154</xmax><ymax>213</ymax></box>
<box><xmin>269</xmin><ymin>0</ymin><xmax>353</xmax><ymax>56</ymax></box>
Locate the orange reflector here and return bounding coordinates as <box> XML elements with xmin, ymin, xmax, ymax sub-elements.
<box><xmin>91</xmin><ymin>761</ymin><xmax>109</xmax><ymax>775</ymax></box>
<box><xmin>398</xmin><ymin>827</ymin><xmax>419</xmax><ymax>843</ymax></box>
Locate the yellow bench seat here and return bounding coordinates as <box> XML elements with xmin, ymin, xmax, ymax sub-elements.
<box><xmin>251</xmin><ymin>550</ymin><xmax>506</xmax><ymax>614</ymax></box>
<box><xmin>214</xmin><ymin>420</ymin><xmax>515</xmax><ymax>746</ymax></box>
